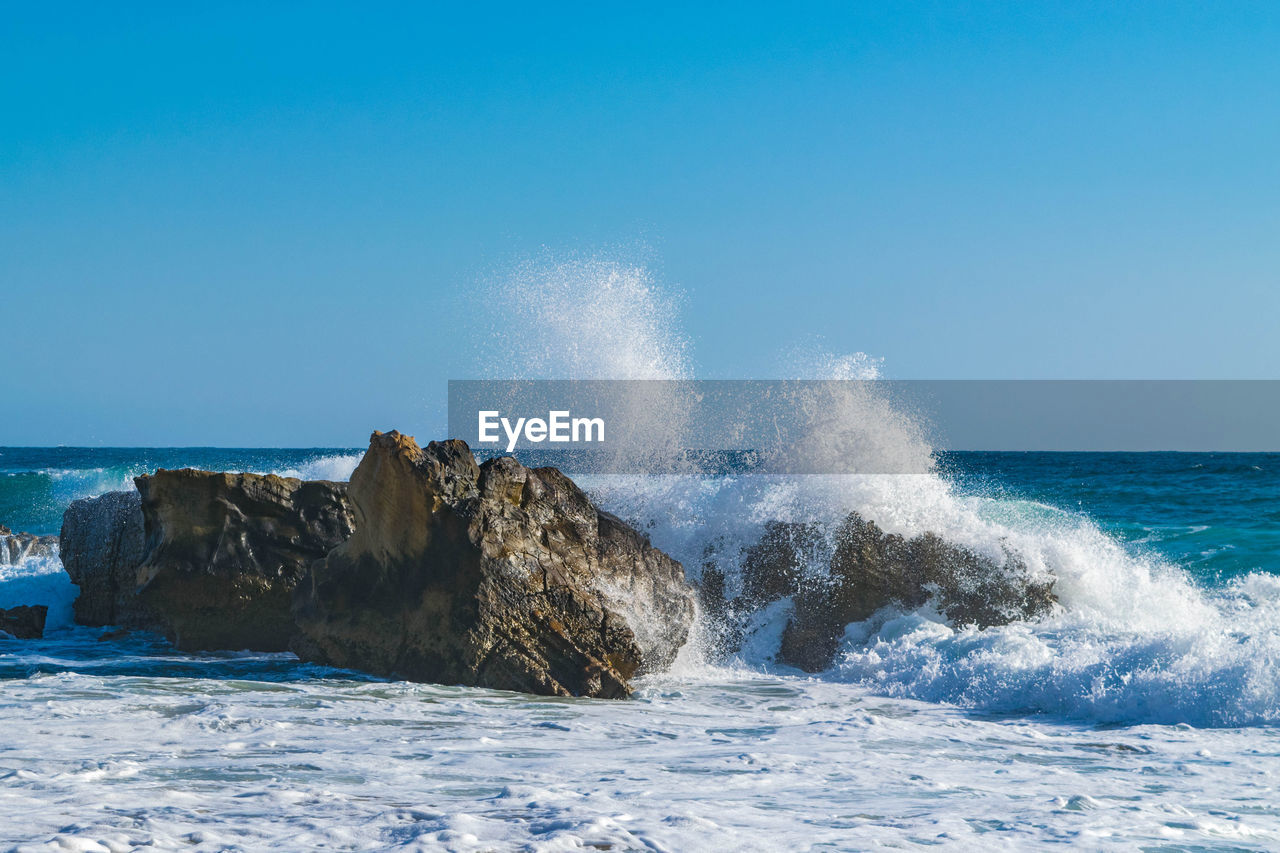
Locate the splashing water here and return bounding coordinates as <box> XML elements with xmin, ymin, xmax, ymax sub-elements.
<box><xmin>6</xmin><ymin>255</ymin><xmax>1280</xmax><ymax>850</ymax></box>
<box><xmin>475</xmin><ymin>254</ymin><xmax>1280</xmax><ymax>727</ymax></box>
<box><xmin>480</xmin><ymin>254</ymin><xmax>692</xmax><ymax>381</ymax></box>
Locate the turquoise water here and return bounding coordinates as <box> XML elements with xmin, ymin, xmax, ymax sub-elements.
<box><xmin>6</xmin><ymin>448</ymin><xmax>1278</xmax><ymax>588</ymax></box>
<box><xmin>0</xmin><ymin>447</ymin><xmax>363</xmax><ymax>536</ymax></box>
<box><xmin>941</xmin><ymin>451</ymin><xmax>1280</xmax><ymax>585</ymax></box>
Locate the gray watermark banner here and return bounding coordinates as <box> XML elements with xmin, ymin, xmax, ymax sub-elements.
<box><xmin>448</xmin><ymin>380</ymin><xmax>1280</xmax><ymax>473</ymax></box>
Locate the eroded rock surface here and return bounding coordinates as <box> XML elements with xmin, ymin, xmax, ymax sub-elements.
<box><xmin>60</xmin><ymin>491</ymin><xmax>150</xmax><ymax>628</ymax></box>
<box><xmin>130</xmin><ymin>470</ymin><xmax>355</xmax><ymax>651</ymax></box>
<box><xmin>701</xmin><ymin>512</ymin><xmax>1057</xmax><ymax>672</ymax></box>
<box><xmin>293</xmin><ymin>431</ymin><xmax>697</xmax><ymax>698</ymax></box>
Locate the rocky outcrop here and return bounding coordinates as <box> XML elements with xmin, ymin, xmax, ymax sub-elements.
<box><xmin>0</xmin><ymin>525</ymin><xmax>58</xmax><ymax>565</ymax></box>
<box><xmin>60</xmin><ymin>491</ymin><xmax>151</xmax><ymax>628</ymax></box>
<box><xmin>293</xmin><ymin>431</ymin><xmax>697</xmax><ymax>698</ymax></box>
<box><xmin>702</xmin><ymin>513</ymin><xmax>1057</xmax><ymax>672</ymax></box>
<box><xmin>128</xmin><ymin>470</ymin><xmax>355</xmax><ymax>652</ymax></box>
<box><xmin>0</xmin><ymin>605</ymin><xmax>48</xmax><ymax>639</ymax></box>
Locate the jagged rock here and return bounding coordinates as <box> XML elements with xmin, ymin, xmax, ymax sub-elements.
<box><xmin>0</xmin><ymin>525</ymin><xmax>59</xmax><ymax>566</ymax></box>
<box><xmin>293</xmin><ymin>431</ymin><xmax>697</xmax><ymax>698</ymax></box>
<box><xmin>739</xmin><ymin>521</ymin><xmax>826</xmax><ymax>608</ymax></box>
<box><xmin>128</xmin><ymin>470</ymin><xmax>356</xmax><ymax>652</ymax></box>
<box><xmin>60</xmin><ymin>491</ymin><xmax>151</xmax><ymax>628</ymax></box>
<box><xmin>701</xmin><ymin>512</ymin><xmax>1056</xmax><ymax>672</ymax></box>
<box><xmin>779</xmin><ymin>514</ymin><xmax>1055</xmax><ymax>671</ymax></box>
<box><xmin>0</xmin><ymin>605</ymin><xmax>48</xmax><ymax>639</ymax></box>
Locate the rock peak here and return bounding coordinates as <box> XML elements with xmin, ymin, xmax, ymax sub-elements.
<box><xmin>294</xmin><ymin>432</ymin><xmax>696</xmax><ymax>698</ymax></box>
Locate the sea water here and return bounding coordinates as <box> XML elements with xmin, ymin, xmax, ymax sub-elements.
<box><xmin>5</xmin><ymin>260</ymin><xmax>1279</xmax><ymax>850</ymax></box>
<box><xmin>3</xmin><ymin>447</ymin><xmax>1280</xmax><ymax>851</ymax></box>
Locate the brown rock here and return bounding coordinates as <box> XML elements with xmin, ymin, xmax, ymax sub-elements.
<box><xmin>130</xmin><ymin>470</ymin><xmax>355</xmax><ymax>651</ymax></box>
<box><xmin>739</xmin><ymin>521</ymin><xmax>826</xmax><ymax>608</ymax></box>
<box><xmin>293</xmin><ymin>431</ymin><xmax>697</xmax><ymax>698</ymax></box>
<box><xmin>697</xmin><ymin>511</ymin><xmax>1057</xmax><ymax>672</ymax></box>
<box><xmin>777</xmin><ymin>513</ymin><xmax>1056</xmax><ymax>671</ymax></box>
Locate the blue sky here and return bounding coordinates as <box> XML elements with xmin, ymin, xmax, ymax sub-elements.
<box><xmin>4</xmin><ymin>2</ymin><xmax>1279</xmax><ymax>445</ymax></box>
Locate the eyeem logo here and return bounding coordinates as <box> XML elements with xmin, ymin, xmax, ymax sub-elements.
<box><xmin>477</xmin><ymin>410</ymin><xmax>605</xmax><ymax>453</ymax></box>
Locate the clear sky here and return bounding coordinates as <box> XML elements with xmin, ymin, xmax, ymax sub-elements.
<box><xmin>4</xmin><ymin>2</ymin><xmax>1279</xmax><ymax>445</ymax></box>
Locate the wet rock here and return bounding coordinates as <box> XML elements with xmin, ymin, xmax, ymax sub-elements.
<box><xmin>60</xmin><ymin>491</ymin><xmax>151</xmax><ymax>628</ymax></box>
<box><xmin>293</xmin><ymin>431</ymin><xmax>697</xmax><ymax>698</ymax></box>
<box><xmin>0</xmin><ymin>525</ymin><xmax>59</xmax><ymax>566</ymax></box>
<box><xmin>778</xmin><ymin>514</ymin><xmax>1055</xmax><ymax>671</ymax></box>
<box><xmin>700</xmin><ymin>511</ymin><xmax>1056</xmax><ymax>672</ymax></box>
<box><xmin>129</xmin><ymin>470</ymin><xmax>356</xmax><ymax>652</ymax></box>
<box><xmin>739</xmin><ymin>521</ymin><xmax>826</xmax><ymax>608</ymax></box>
<box><xmin>0</xmin><ymin>605</ymin><xmax>48</xmax><ymax>639</ymax></box>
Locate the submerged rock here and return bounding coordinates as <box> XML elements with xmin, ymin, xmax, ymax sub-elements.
<box><xmin>130</xmin><ymin>470</ymin><xmax>355</xmax><ymax>652</ymax></box>
<box><xmin>0</xmin><ymin>604</ymin><xmax>48</xmax><ymax>639</ymax></box>
<box><xmin>704</xmin><ymin>512</ymin><xmax>1057</xmax><ymax>672</ymax></box>
<box><xmin>60</xmin><ymin>491</ymin><xmax>151</xmax><ymax>628</ymax></box>
<box><xmin>0</xmin><ymin>525</ymin><xmax>59</xmax><ymax>566</ymax></box>
<box><xmin>293</xmin><ymin>431</ymin><xmax>696</xmax><ymax>698</ymax></box>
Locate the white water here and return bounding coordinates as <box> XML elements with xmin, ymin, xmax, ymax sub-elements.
<box><xmin>5</xmin><ymin>640</ymin><xmax>1280</xmax><ymax>852</ymax></box>
<box><xmin>273</xmin><ymin>453</ymin><xmax>363</xmax><ymax>483</ymax></box>
<box><xmin>488</xmin><ymin>255</ymin><xmax>1280</xmax><ymax>729</ymax></box>
<box><xmin>0</xmin><ymin>547</ymin><xmax>75</xmax><ymax>631</ymax></box>
<box><xmin>5</xmin><ymin>255</ymin><xmax>1280</xmax><ymax>849</ymax></box>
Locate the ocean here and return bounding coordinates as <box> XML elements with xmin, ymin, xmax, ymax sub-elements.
<box><xmin>2</xmin><ymin>446</ymin><xmax>1280</xmax><ymax>851</ymax></box>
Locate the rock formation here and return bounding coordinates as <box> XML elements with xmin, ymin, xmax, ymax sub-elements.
<box><xmin>60</xmin><ymin>491</ymin><xmax>151</xmax><ymax>628</ymax></box>
<box><xmin>702</xmin><ymin>512</ymin><xmax>1057</xmax><ymax>672</ymax></box>
<box><xmin>60</xmin><ymin>474</ymin><xmax>353</xmax><ymax>651</ymax></box>
<box><xmin>293</xmin><ymin>431</ymin><xmax>697</xmax><ymax>698</ymax></box>
<box><xmin>0</xmin><ymin>525</ymin><xmax>58</xmax><ymax>566</ymax></box>
<box><xmin>128</xmin><ymin>470</ymin><xmax>355</xmax><ymax>651</ymax></box>
<box><xmin>0</xmin><ymin>605</ymin><xmax>48</xmax><ymax>639</ymax></box>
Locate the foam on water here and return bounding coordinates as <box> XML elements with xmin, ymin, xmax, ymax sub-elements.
<box><xmin>270</xmin><ymin>453</ymin><xmax>363</xmax><ymax>482</ymax></box>
<box><xmin>0</xmin><ymin>547</ymin><xmax>75</xmax><ymax>630</ymax></box>
<box><xmin>479</xmin><ymin>254</ymin><xmax>1280</xmax><ymax>728</ymax></box>
<box><xmin>3</xmin><ymin>637</ymin><xmax>1280</xmax><ymax>851</ymax></box>
<box><xmin>5</xmin><ymin>255</ymin><xmax>1280</xmax><ymax>848</ymax></box>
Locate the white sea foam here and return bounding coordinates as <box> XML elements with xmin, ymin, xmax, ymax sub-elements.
<box><xmin>479</xmin><ymin>254</ymin><xmax>1280</xmax><ymax>728</ymax></box>
<box><xmin>3</xmin><ymin>255</ymin><xmax>1279</xmax><ymax>849</ymax></box>
<box><xmin>271</xmin><ymin>453</ymin><xmax>363</xmax><ymax>482</ymax></box>
<box><xmin>0</xmin><ymin>546</ymin><xmax>76</xmax><ymax>630</ymax></box>
<box><xmin>2</xmin><ymin>649</ymin><xmax>1279</xmax><ymax>851</ymax></box>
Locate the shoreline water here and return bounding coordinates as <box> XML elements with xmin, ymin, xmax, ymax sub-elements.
<box><xmin>4</xmin><ymin>629</ymin><xmax>1279</xmax><ymax>850</ymax></box>
<box><xmin>4</xmin><ymin>446</ymin><xmax>1280</xmax><ymax>848</ymax></box>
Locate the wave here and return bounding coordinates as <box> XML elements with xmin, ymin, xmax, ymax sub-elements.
<box><xmin>482</xmin><ymin>254</ymin><xmax>1280</xmax><ymax>728</ymax></box>
<box><xmin>270</xmin><ymin>453</ymin><xmax>363</xmax><ymax>482</ymax></box>
<box><xmin>0</xmin><ymin>545</ymin><xmax>76</xmax><ymax>630</ymax></box>
<box><xmin>0</xmin><ymin>452</ymin><xmax>364</xmax><ymax>536</ymax></box>
<box><xmin>2</xmin><ymin>256</ymin><xmax>1275</xmax><ymax>729</ymax></box>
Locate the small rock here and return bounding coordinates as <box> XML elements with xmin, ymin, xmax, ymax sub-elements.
<box><xmin>0</xmin><ymin>605</ymin><xmax>48</xmax><ymax>639</ymax></box>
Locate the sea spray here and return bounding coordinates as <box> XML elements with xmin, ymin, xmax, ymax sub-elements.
<box><xmin>0</xmin><ymin>544</ymin><xmax>76</xmax><ymax>630</ymax></box>
<box><xmin>474</xmin><ymin>254</ymin><xmax>1280</xmax><ymax>726</ymax></box>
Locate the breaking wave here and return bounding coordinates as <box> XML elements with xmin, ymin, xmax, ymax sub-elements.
<box><xmin>478</xmin><ymin>254</ymin><xmax>1280</xmax><ymax>727</ymax></box>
